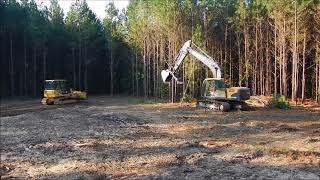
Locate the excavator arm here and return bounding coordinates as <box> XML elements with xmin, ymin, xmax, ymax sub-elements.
<box><xmin>161</xmin><ymin>40</ymin><xmax>222</xmax><ymax>83</ymax></box>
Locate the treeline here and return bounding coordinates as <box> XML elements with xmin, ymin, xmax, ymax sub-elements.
<box><xmin>127</xmin><ymin>0</ymin><xmax>320</xmax><ymax>102</ymax></box>
<box><xmin>0</xmin><ymin>0</ymin><xmax>132</xmax><ymax>97</ymax></box>
<box><xmin>1</xmin><ymin>0</ymin><xmax>320</xmax><ymax>102</ymax></box>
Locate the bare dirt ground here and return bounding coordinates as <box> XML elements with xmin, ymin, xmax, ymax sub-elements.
<box><xmin>1</xmin><ymin>96</ymin><xmax>320</xmax><ymax>179</ymax></box>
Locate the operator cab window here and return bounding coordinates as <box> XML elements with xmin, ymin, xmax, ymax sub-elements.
<box><xmin>45</xmin><ymin>81</ymin><xmax>55</xmax><ymax>90</ymax></box>
<box><xmin>213</xmin><ymin>80</ymin><xmax>226</xmax><ymax>89</ymax></box>
<box><xmin>203</xmin><ymin>79</ymin><xmax>226</xmax><ymax>97</ymax></box>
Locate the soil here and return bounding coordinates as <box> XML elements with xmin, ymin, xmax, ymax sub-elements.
<box><xmin>1</xmin><ymin>96</ymin><xmax>319</xmax><ymax>179</ymax></box>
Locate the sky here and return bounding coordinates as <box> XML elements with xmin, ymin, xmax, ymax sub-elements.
<box><xmin>35</xmin><ymin>0</ymin><xmax>129</xmax><ymax>19</ymax></box>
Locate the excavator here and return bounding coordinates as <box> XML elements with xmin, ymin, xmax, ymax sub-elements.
<box><xmin>41</xmin><ymin>79</ymin><xmax>87</xmax><ymax>105</ymax></box>
<box><xmin>161</xmin><ymin>40</ymin><xmax>251</xmax><ymax>111</ymax></box>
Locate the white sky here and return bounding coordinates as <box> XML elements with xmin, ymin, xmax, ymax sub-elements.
<box><xmin>35</xmin><ymin>0</ymin><xmax>129</xmax><ymax>19</ymax></box>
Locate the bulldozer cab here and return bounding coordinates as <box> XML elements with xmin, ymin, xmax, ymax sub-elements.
<box><xmin>201</xmin><ymin>78</ymin><xmax>227</xmax><ymax>99</ymax></box>
<box><xmin>44</xmin><ymin>80</ymin><xmax>69</xmax><ymax>94</ymax></box>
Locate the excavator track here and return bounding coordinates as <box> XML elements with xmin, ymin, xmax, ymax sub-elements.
<box><xmin>197</xmin><ymin>100</ymin><xmax>231</xmax><ymax>112</ymax></box>
<box><xmin>197</xmin><ymin>99</ymin><xmax>252</xmax><ymax>112</ymax></box>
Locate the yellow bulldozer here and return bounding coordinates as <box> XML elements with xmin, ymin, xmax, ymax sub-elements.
<box><xmin>41</xmin><ymin>79</ymin><xmax>87</xmax><ymax>105</ymax></box>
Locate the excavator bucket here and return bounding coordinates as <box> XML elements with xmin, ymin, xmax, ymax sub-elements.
<box><xmin>161</xmin><ymin>69</ymin><xmax>184</xmax><ymax>84</ymax></box>
<box><xmin>161</xmin><ymin>69</ymin><xmax>172</xmax><ymax>82</ymax></box>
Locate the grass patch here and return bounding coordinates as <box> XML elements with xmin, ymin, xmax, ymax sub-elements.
<box><xmin>127</xmin><ymin>97</ymin><xmax>165</xmax><ymax>105</ymax></box>
<box><xmin>127</xmin><ymin>98</ymin><xmax>150</xmax><ymax>104</ymax></box>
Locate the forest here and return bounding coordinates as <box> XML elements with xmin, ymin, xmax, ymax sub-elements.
<box><xmin>1</xmin><ymin>0</ymin><xmax>320</xmax><ymax>103</ymax></box>
<box><xmin>1</xmin><ymin>1</ymin><xmax>320</xmax><ymax>179</ymax></box>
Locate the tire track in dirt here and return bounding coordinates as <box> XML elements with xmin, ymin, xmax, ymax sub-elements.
<box><xmin>0</xmin><ymin>101</ymin><xmax>88</xmax><ymax>117</ymax></box>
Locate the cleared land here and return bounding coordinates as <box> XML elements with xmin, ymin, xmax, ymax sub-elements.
<box><xmin>1</xmin><ymin>96</ymin><xmax>320</xmax><ymax>179</ymax></box>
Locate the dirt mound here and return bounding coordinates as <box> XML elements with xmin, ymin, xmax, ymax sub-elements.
<box><xmin>267</xmin><ymin>149</ymin><xmax>320</xmax><ymax>163</ymax></box>
<box><xmin>90</xmin><ymin>113</ymin><xmax>146</xmax><ymax>125</ymax></box>
<box><xmin>308</xmin><ymin>138</ymin><xmax>320</xmax><ymax>143</ymax></box>
<box><xmin>271</xmin><ymin>124</ymin><xmax>299</xmax><ymax>133</ymax></box>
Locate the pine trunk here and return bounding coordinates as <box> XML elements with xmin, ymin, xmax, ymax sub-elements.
<box><xmin>72</xmin><ymin>48</ymin><xmax>76</xmax><ymax>89</ymax></box>
<box><xmin>254</xmin><ymin>23</ymin><xmax>258</xmax><ymax>95</ymax></box>
<box><xmin>132</xmin><ymin>52</ymin><xmax>135</xmax><ymax>96</ymax></box>
<box><xmin>84</xmin><ymin>40</ymin><xmax>88</xmax><ymax>92</ymax></box>
<box><xmin>316</xmin><ymin>44</ymin><xmax>319</xmax><ymax>101</ymax></box>
<box><xmin>292</xmin><ymin>1</ymin><xmax>298</xmax><ymax>102</ymax></box>
<box><xmin>85</xmin><ymin>66</ymin><xmax>88</xmax><ymax>92</ymax></box>
<box><xmin>274</xmin><ymin>24</ymin><xmax>277</xmax><ymax>95</ymax></box>
<box><xmin>224</xmin><ymin>25</ymin><xmax>227</xmax><ymax>80</ymax></box>
<box><xmin>156</xmin><ymin>41</ymin><xmax>159</xmax><ymax>99</ymax></box>
<box><xmin>237</xmin><ymin>33</ymin><xmax>242</xmax><ymax>86</ymax></box>
<box><xmin>136</xmin><ymin>51</ymin><xmax>139</xmax><ymax>96</ymax></box>
<box><xmin>24</xmin><ymin>33</ymin><xmax>27</xmax><ymax>96</ymax></box>
<box><xmin>78</xmin><ymin>38</ymin><xmax>81</xmax><ymax>90</ymax></box>
<box><xmin>302</xmin><ymin>32</ymin><xmax>306</xmax><ymax>102</ymax></box>
<box><xmin>244</xmin><ymin>28</ymin><xmax>249</xmax><ymax>88</ymax></box>
<box><xmin>282</xmin><ymin>20</ymin><xmax>287</xmax><ymax>97</ymax></box>
<box><xmin>43</xmin><ymin>40</ymin><xmax>46</xmax><ymax>83</ymax></box>
<box><xmin>33</xmin><ymin>46</ymin><xmax>37</xmax><ymax>97</ymax></box>
<box><xmin>229</xmin><ymin>32</ymin><xmax>232</xmax><ymax>86</ymax></box>
<box><xmin>143</xmin><ymin>40</ymin><xmax>147</xmax><ymax>98</ymax></box>
<box><xmin>266</xmin><ymin>30</ymin><xmax>270</xmax><ymax>95</ymax></box>
<box><xmin>259</xmin><ymin>22</ymin><xmax>263</xmax><ymax>95</ymax></box>
<box><xmin>10</xmin><ymin>32</ymin><xmax>14</xmax><ymax>96</ymax></box>
<box><xmin>110</xmin><ymin>48</ymin><xmax>113</xmax><ymax>96</ymax></box>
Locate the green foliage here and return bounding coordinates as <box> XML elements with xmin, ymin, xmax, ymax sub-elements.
<box><xmin>268</xmin><ymin>95</ymin><xmax>290</xmax><ymax>109</ymax></box>
<box><xmin>180</xmin><ymin>94</ymin><xmax>195</xmax><ymax>103</ymax></box>
<box><xmin>127</xmin><ymin>97</ymin><xmax>154</xmax><ymax>105</ymax></box>
<box><xmin>49</xmin><ymin>0</ymin><xmax>63</xmax><ymax>25</ymax></box>
<box><xmin>0</xmin><ymin>0</ymin><xmax>130</xmax><ymax>97</ymax></box>
<box><xmin>160</xmin><ymin>83</ymin><xmax>169</xmax><ymax>98</ymax></box>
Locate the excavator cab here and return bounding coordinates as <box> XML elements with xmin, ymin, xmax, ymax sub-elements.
<box><xmin>201</xmin><ymin>78</ymin><xmax>227</xmax><ymax>99</ymax></box>
<box><xmin>201</xmin><ymin>78</ymin><xmax>250</xmax><ymax>102</ymax></box>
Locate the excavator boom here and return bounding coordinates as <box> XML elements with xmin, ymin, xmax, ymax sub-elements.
<box><xmin>161</xmin><ymin>40</ymin><xmax>221</xmax><ymax>83</ymax></box>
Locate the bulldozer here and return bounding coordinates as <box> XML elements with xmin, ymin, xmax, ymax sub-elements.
<box><xmin>161</xmin><ymin>40</ymin><xmax>251</xmax><ymax>111</ymax></box>
<box><xmin>41</xmin><ymin>79</ymin><xmax>87</xmax><ymax>105</ymax></box>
